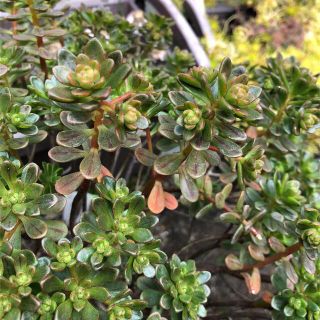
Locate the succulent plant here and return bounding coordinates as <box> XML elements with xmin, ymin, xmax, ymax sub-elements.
<box><xmin>74</xmin><ymin>177</ymin><xmax>164</xmax><ymax>271</ymax></box>
<box><xmin>42</xmin><ymin>237</ymin><xmax>83</xmax><ymax>271</ymax></box>
<box><xmin>139</xmin><ymin>254</ymin><xmax>210</xmax><ymax>320</ymax></box>
<box><xmin>49</xmin><ymin>39</ymin><xmax>130</xmax><ymax>102</ymax></box>
<box><xmin>0</xmin><ymin>88</ymin><xmax>47</xmax><ymax>152</ymax></box>
<box><xmin>0</xmin><ymin>2</ymin><xmax>320</xmax><ymax>319</ymax></box>
<box><xmin>297</xmin><ymin>209</ymin><xmax>320</xmax><ymax>249</ymax></box>
<box><xmin>0</xmin><ymin>161</ymin><xmax>66</xmax><ymax>241</ymax></box>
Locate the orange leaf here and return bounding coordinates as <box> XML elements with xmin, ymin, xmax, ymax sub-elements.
<box><xmin>147</xmin><ymin>180</ymin><xmax>165</xmax><ymax>214</ymax></box>
<box><xmin>262</xmin><ymin>290</ymin><xmax>273</xmax><ymax>304</ymax></box>
<box><xmin>241</xmin><ymin>267</ymin><xmax>261</xmax><ymax>295</ymax></box>
<box><xmin>164</xmin><ymin>192</ymin><xmax>178</xmax><ymax>211</ymax></box>
<box><xmin>246</xmin><ymin>126</ymin><xmax>257</xmax><ymax>139</ymax></box>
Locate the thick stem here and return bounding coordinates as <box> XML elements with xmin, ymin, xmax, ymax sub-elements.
<box><xmin>27</xmin><ymin>0</ymin><xmax>48</xmax><ymax>79</ymax></box>
<box><xmin>100</xmin><ymin>92</ymin><xmax>133</xmax><ymax>107</ymax></box>
<box><xmin>70</xmin><ymin>105</ymin><xmax>104</xmax><ymax>230</ymax></box>
<box><xmin>239</xmin><ymin>241</ymin><xmax>302</xmax><ymax>272</ymax></box>
<box><xmin>91</xmin><ymin>107</ymin><xmax>104</xmax><ymax>149</ymax></box>
<box><xmin>11</xmin><ymin>1</ymin><xmax>17</xmax><ymax>35</ymax></box>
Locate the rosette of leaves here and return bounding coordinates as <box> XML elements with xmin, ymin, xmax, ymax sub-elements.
<box><xmin>0</xmin><ymin>0</ymin><xmax>65</xmax><ymax>77</ymax></box>
<box><xmin>0</xmin><ymin>249</ymin><xmax>50</xmax><ymax>318</ymax></box>
<box><xmin>47</xmin><ymin>39</ymin><xmax>158</xmax><ymax>194</ymax></box>
<box><xmin>36</xmin><ymin>292</ymin><xmax>66</xmax><ymax>319</ymax></box>
<box><xmin>125</xmin><ymin>240</ymin><xmax>167</xmax><ymax>283</ymax></box>
<box><xmin>0</xmin><ymin>88</ymin><xmax>47</xmax><ymax>152</ymax></box>
<box><xmin>140</xmin><ymin>13</ymin><xmax>173</xmax><ymax>53</ymax></box>
<box><xmin>151</xmin><ymin>58</ymin><xmax>262</xmax><ymax>202</ymax></box>
<box><xmin>222</xmin><ymin>173</ymin><xmax>307</xmax><ymax>268</ymax></box>
<box><xmin>138</xmin><ymin>254</ymin><xmax>211</xmax><ymax>320</ymax></box>
<box><xmin>271</xmin><ymin>257</ymin><xmax>320</xmax><ymax>320</ymax></box>
<box><xmin>0</xmin><ymin>44</ymin><xmax>30</xmax><ymax>88</ymax></box>
<box><xmin>297</xmin><ymin>209</ymin><xmax>320</xmax><ymax>249</ymax></box>
<box><xmin>272</xmin><ymin>289</ymin><xmax>319</xmax><ymax>319</ymax></box>
<box><xmin>246</xmin><ymin>173</ymin><xmax>305</xmax><ymax>231</ymax></box>
<box><xmin>272</xmin><ymin>151</ymin><xmax>320</xmax><ymax>208</ymax></box>
<box><xmin>49</xmin><ymin>38</ymin><xmax>130</xmax><ymax>103</ymax></box>
<box><xmin>42</xmin><ymin>263</ymin><xmax>111</xmax><ymax>320</ymax></box>
<box><xmin>74</xmin><ymin>177</ymin><xmax>162</xmax><ymax>271</ymax></box>
<box><xmin>42</xmin><ymin>236</ymin><xmax>83</xmax><ymax>271</ymax></box>
<box><xmin>62</xmin><ymin>9</ymin><xmax>136</xmax><ymax>54</ymax></box>
<box><xmin>1</xmin><ymin>249</ymin><xmax>50</xmax><ymax>297</ymax></box>
<box><xmin>0</xmin><ymin>160</ymin><xmax>66</xmax><ymax>241</ymax></box>
<box><xmin>105</xmin><ymin>289</ymin><xmax>146</xmax><ymax>320</ymax></box>
<box><xmin>223</xmin><ymin>140</ymin><xmax>265</xmax><ymax>189</ymax></box>
<box><xmin>166</xmin><ymin>64</ymin><xmax>261</xmax><ymax>157</ymax></box>
<box><xmin>254</xmin><ymin>54</ymin><xmax>320</xmax><ymax>152</ymax></box>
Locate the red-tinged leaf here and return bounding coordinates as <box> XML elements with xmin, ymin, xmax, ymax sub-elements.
<box><xmin>262</xmin><ymin>291</ymin><xmax>273</xmax><ymax>304</ymax></box>
<box><xmin>55</xmin><ymin>172</ymin><xmax>84</xmax><ymax>195</ymax></box>
<box><xmin>248</xmin><ymin>181</ymin><xmax>261</xmax><ymax>191</ymax></box>
<box><xmin>148</xmin><ymin>180</ymin><xmax>165</xmax><ymax>214</ymax></box>
<box><xmin>246</xmin><ymin>126</ymin><xmax>258</xmax><ymax>139</ymax></box>
<box><xmin>241</xmin><ymin>267</ymin><xmax>261</xmax><ymax>295</ymax></box>
<box><xmin>164</xmin><ymin>192</ymin><xmax>178</xmax><ymax>211</ymax></box>
<box><xmin>80</xmin><ymin>148</ymin><xmax>101</xmax><ymax>179</ymax></box>
<box><xmin>97</xmin><ymin>165</ymin><xmax>113</xmax><ymax>183</ymax></box>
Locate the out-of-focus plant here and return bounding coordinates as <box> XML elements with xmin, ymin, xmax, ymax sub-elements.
<box><xmin>207</xmin><ymin>0</ymin><xmax>320</xmax><ymax>73</ymax></box>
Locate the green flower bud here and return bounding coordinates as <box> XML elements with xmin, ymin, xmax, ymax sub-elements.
<box><xmin>38</xmin><ymin>297</ymin><xmax>57</xmax><ymax>315</ymax></box>
<box><xmin>303</xmin><ymin>228</ymin><xmax>320</xmax><ymax>247</ymax></box>
<box><xmin>1</xmin><ymin>190</ymin><xmax>26</xmax><ymax>207</ymax></box>
<box><xmin>69</xmin><ymin>58</ymin><xmax>105</xmax><ymax>90</ymax></box>
<box><xmin>109</xmin><ymin>306</ymin><xmax>132</xmax><ymax>320</ymax></box>
<box><xmin>264</xmin><ymin>78</ymin><xmax>273</xmax><ymax>90</ymax></box>
<box><xmin>93</xmin><ymin>237</ymin><xmax>112</xmax><ymax>256</ymax></box>
<box><xmin>56</xmin><ymin>246</ymin><xmax>76</xmax><ymax>265</ymax></box>
<box><xmin>226</xmin><ymin>83</ymin><xmax>259</xmax><ymax>107</ymax></box>
<box><xmin>123</xmin><ymin>106</ymin><xmax>141</xmax><ymax>130</ymax></box>
<box><xmin>75</xmin><ymin>63</ymin><xmax>100</xmax><ymax>89</ymax></box>
<box><xmin>10</xmin><ymin>113</ymin><xmax>25</xmax><ymax>126</ymax></box>
<box><xmin>136</xmin><ymin>255</ymin><xmax>149</xmax><ymax>267</ymax></box>
<box><xmin>10</xmin><ymin>271</ymin><xmax>32</xmax><ymax>287</ymax></box>
<box><xmin>182</xmin><ymin>108</ymin><xmax>202</xmax><ymax>130</ymax></box>
<box><xmin>301</xmin><ymin>113</ymin><xmax>318</xmax><ymax>130</ymax></box>
<box><xmin>70</xmin><ymin>286</ymin><xmax>90</xmax><ymax>303</ymax></box>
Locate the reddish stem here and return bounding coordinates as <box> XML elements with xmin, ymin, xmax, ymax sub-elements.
<box><xmin>239</xmin><ymin>242</ymin><xmax>302</xmax><ymax>272</ymax></box>
<box><xmin>101</xmin><ymin>92</ymin><xmax>133</xmax><ymax>106</ymax></box>
<box><xmin>209</xmin><ymin>146</ymin><xmax>219</xmax><ymax>152</ymax></box>
<box><xmin>27</xmin><ymin>0</ymin><xmax>48</xmax><ymax>79</ymax></box>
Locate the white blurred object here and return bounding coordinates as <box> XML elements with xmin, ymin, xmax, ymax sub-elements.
<box><xmin>185</xmin><ymin>0</ymin><xmax>216</xmax><ymax>52</ymax></box>
<box><xmin>147</xmin><ymin>0</ymin><xmax>211</xmax><ymax>67</ymax></box>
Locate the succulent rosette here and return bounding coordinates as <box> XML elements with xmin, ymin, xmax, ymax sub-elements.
<box><xmin>49</xmin><ymin>38</ymin><xmax>131</xmax><ymax>103</ymax></box>
<box><xmin>42</xmin><ymin>237</ymin><xmax>83</xmax><ymax>271</ymax></box>
<box><xmin>297</xmin><ymin>209</ymin><xmax>320</xmax><ymax>248</ymax></box>
<box><xmin>0</xmin><ymin>161</ymin><xmax>66</xmax><ymax>240</ymax></box>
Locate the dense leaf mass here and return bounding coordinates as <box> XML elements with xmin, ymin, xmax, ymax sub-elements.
<box><xmin>0</xmin><ymin>2</ymin><xmax>319</xmax><ymax>320</ymax></box>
